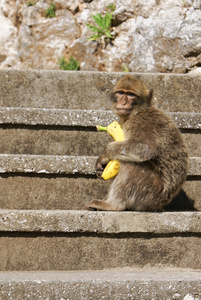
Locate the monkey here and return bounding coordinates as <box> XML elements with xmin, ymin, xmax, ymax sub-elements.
<box><xmin>86</xmin><ymin>75</ymin><xmax>188</xmax><ymax>212</ymax></box>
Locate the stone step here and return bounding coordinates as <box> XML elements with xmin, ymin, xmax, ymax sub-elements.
<box><xmin>0</xmin><ymin>269</ymin><xmax>201</xmax><ymax>300</ymax></box>
<box><xmin>0</xmin><ymin>171</ymin><xmax>199</xmax><ymax>211</ymax></box>
<box><xmin>0</xmin><ymin>210</ymin><xmax>200</xmax><ymax>271</ymax></box>
<box><xmin>0</xmin><ymin>108</ymin><xmax>200</xmax><ymax>156</ymax></box>
<box><xmin>0</xmin><ymin>155</ymin><xmax>200</xmax><ymax>211</ymax></box>
<box><xmin>1</xmin><ymin>210</ymin><xmax>200</xmax><ymax>233</ymax></box>
<box><xmin>0</xmin><ymin>70</ymin><xmax>200</xmax><ymax>112</ymax></box>
<box><xmin>0</xmin><ymin>126</ymin><xmax>200</xmax><ymax>157</ymax></box>
<box><xmin>0</xmin><ymin>155</ymin><xmax>199</xmax><ymax>176</ymax></box>
<box><xmin>0</xmin><ymin>108</ymin><xmax>200</xmax><ymax>129</ymax></box>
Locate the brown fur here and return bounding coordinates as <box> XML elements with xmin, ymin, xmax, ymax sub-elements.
<box><xmin>86</xmin><ymin>75</ymin><xmax>188</xmax><ymax>211</ymax></box>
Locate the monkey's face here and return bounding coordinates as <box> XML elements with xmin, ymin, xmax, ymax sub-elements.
<box><xmin>114</xmin><ymin>91</ymin><xmax>138</xmax><ymax>116</ymax></box>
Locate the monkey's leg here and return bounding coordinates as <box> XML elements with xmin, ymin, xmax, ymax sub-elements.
<box><xmin>86</xmin><ymin>186</ymin><xmax>126</xmax><ymax>211</ymax></box>
<box><xmin>85</xmin><ymin>167</ymin><xmax>128</xmax><ymax>211</ymax></box>
<box><xmin>86</xmin><ymin>199</ymin><xmax>126</xmax><ymax>211</ymax></box>
<box><xmin>85</xmin><ymin>200</ymin><xmax>118</xmax><ymax>211</ymax></box>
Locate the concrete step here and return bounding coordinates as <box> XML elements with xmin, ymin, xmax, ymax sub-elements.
<box><xmin>0</xmin><ymin>70</ymin><xmax>200</xmax><ymax>112</ymax></box>
<box><xmin>0</xmin><ymin>210</ymin><xmax>200</xmax><ymax>271</ymax></box>
<box><xmin>0</xmin><ymin>269</ymin><xmax>201</xmax><ymax>300</ymax></box>
<box><xmin>0</xmin><ymin>108</ymin><xmax>200</xmax><ymax>156</ymax></box>
<box><xmin>0</xmin><ymin>108</ymin><xmax>200</xmax><ymax>129</ymax></box>
<box><xmin>0</xmin><ymin>155</ymin><xmax>199</xmax><ymax>176</ymax></box>
<box><xmin>0</xmin><ymin>126</ymin><xmax>200</xmax><ymax>157</ymax></box>
<box><xmin>0</xmin><ymin>169</ymin><xmax>199</xmax><ymax>211</ymax></box>
<box><xmin>0</xmin><ymin>155</ymin><xmax>200</xmax><ymax>210</ymax></box>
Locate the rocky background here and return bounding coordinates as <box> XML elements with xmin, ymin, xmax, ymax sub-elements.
<box><xmin>0</xmin><ymin>0</ymin><xmax>201</xmax><ymax>73</ymax></box>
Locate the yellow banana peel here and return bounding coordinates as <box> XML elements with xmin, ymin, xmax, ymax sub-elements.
<box><xmin>96</xmin><ymin>121</ymin><xmax>125</xmax><ymax>180</ymax></box>
<box><xmin>96</xmin><ymin>121</ymin><xmax>125</xmax><ymax>141</ymax></box>
<box><xmin>101</xmin><ymin>159</ymin><xmax>121</xmax><ymax>180</ymax></box>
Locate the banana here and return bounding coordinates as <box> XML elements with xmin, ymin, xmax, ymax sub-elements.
<box><xmin>96</xmin><ymin>121</ymin><xmax>125</xmax><ymax>180</ymax></box>
<box><xmin>96</xmin><ymin>121</ymin><xmax>125</xmax><ymax>141</ymax></box>
<box><xmin>101</xmin><ymin>160</ymin><xmax>121</xmax><ymax>180</ymax></box>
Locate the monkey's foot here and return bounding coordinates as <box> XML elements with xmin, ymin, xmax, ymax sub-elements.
<box><xmin>85</xmin><ymin>200</ymin><xmax>115</xmax><ymax>211</ymax></box>
<box><xmin>85</xmin><ymin>200</ymin><xmax>102</xmax><ymax>211</ymax></box>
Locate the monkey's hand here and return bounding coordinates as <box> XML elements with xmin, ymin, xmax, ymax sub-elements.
<box><xmin>95</xmin><ymin>154</ymin><xmax>110</xmax><ymax>178</ymax></box>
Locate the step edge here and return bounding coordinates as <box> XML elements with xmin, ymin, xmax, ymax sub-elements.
<box><xmin>0</xmin><ymin>107</ymin><xmax>200</xmax><ymax>129</ymax></box>
<box><xmin>0</xmin><ymin>268</ymin><xmax>201</xmax><ymax>282</ymax></box>
<box><xmin>0</xmin><ymin>155</ymin><xmax>199</xmax><ymax>176</ymax></box>
<box><xmin>0</xmin><ymin>210</ymin><xmax>200</xmax><ymax>234</ymax></box>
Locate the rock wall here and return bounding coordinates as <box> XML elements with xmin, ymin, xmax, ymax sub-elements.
<box><xmin>0</xmin><ymin>0</ymin><xmax>201</xmax><ymax>73</ymax></box>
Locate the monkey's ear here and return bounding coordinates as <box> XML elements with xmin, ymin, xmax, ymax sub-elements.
<box><xmin>147</xmin><ymin>89</ymin><xmax>153</xmax><ymax>105</ymax></box>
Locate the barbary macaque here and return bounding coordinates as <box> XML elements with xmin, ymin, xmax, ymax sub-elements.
<box><xmin>86</xmin><ymin>75</ymin><xmax>188</xmax><ymax>211</ymax></box>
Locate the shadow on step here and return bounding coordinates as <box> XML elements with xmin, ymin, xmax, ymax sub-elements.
<box><xmin>165</xmin><ymin>189</ymin><xmax>197</xmax><ymax>211</ymax></box>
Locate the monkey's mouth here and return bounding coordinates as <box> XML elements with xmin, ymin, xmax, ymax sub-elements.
<box><xmin>116</xmin><ymin>108</ymin><xmax>133</xmax><ymax>115</ymax></box>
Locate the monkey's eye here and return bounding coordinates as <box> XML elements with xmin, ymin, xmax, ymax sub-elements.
<box><xmin>116</xmin><ymin>91</ymin><xmax>124</xmax><ymax>95</ymax></box>
<box><xmin>126</xmin><ymin>92</ymin><xmax>135</xmax><ymax>97</ymax></box>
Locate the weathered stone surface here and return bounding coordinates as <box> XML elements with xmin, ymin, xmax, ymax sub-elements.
<box><xmin>0</xmin><ymin>127</ymin><xmax>113</xmax><ymax>156</ymax></box>
<box><xmin>182</xmin><ymin>133</ymin><xmax>201</xmax><ymax>157</ymax></box>
<box><xmin>0</xmin><ymin>154</ymin><xmax>96</xmax><ymax>175</ymax></box>
<box><xmin>188</xmin><ymin>157</ymin><xmax>201</xmax><ymax>176</ymax></box>
<box><xmin>0</xmin><ymin>211</ymin><xmax>200</xmax><ymax>271</ymax></box>
<box><xmin>0</xmin><ymin>176</ymin><xmax>111</xmax><ymax>210</ymax></box>
<box><xmin>0</xmin><ymin>70</ymin><xmax>201</xmax><ymax>112</ymax></box>
<box><xmin>18</xmin><ymin>11</ymin><xmax>80</xmax><ymax>69</ymax></box>
<box><xmin>0</xmin><ymin>230</ymin><xmax>200</xmax><ymax>270</ymax></box>
<box><xmin>0</xmin><ymin>107</ymin><xmax>200</xmax><ymax>129</ymax></box>
<box><xmin>12</xmin><ymin>155</ymin><xmax>201</xmax><ymax>177</ymax></box>
<box><xmin>0</xmin><ymin>269</ymin><xmax>201</xmax><ymax>300</ymax></box>
<box><xmin>0</xmin><ymin>154</ymin><xmax>199</xmax><ymax>176</ymax></box>
<box><xmin>0</xmin><ymin>0</ymin><xmax>201</xmax><ymax>73</ymax></box>
<box><xmin>0</xmin><ymin>210</ymin><xmax>200</xmax><ymax>233</ymax></box>
<box><xmin>0</xmin><ymin>176</ymin><xmax>200</xmax><ymax>210</ymax></box>
<box><xmin>0</xmin><ymin>108</ymin><xmax>116</xmax><ymax>127</ymax></box>
<box><xmin>170</xmin><ymin>112</ymin><xmax>201</xmax><ymax>130</ymax></box>
<box><xmin>0</xmin><ymin>127</ymin><xmax>199</xmax><ymax>156</ymax></box>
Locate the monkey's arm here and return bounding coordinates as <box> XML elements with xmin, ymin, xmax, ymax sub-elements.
<box><xmin>105</xmin><ymin>140</ymin><xmax>157</xmax><ymax>163</ymax></box>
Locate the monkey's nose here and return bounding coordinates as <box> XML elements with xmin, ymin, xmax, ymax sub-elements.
<box><xmin>121</xmin><ymin>96</ymin><xmax>128</xmax><ymax>105</ymax></box>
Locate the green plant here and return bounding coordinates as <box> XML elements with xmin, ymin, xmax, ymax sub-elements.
<box><xmin>122</xmin><ymin>63</ymin><xmax>130</xmax><ymax>72</ymax></box>
<box><xmin>45</xmin><ymin>1</ymin><xmax>56</xmax><ymax>18</ymax></box>
<box><xmin>85</xmin><ymin>4</ymin><xmax>116</xmax><ymax>41</ymax></box>
<box><xmin>58</xmin><ymin>57</ymin><xmax>80</xmax><ymax>71</ymax></box>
